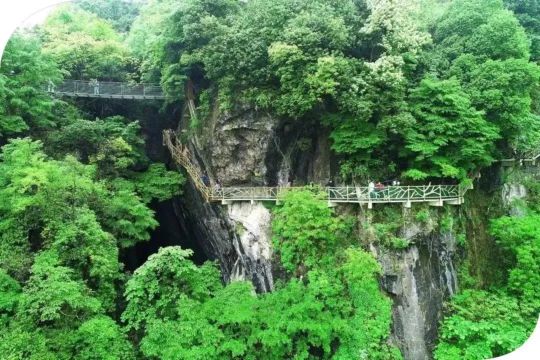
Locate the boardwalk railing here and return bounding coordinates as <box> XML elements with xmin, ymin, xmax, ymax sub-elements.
<box><xmin>47</xmin><ymin>80</ymin><xmax>165</xmax><ymax>100</ymax></box>
<box><xmin>163</xmin><ymin>129</ymin><xmax>467</xmax><ymax>208</ymax></box>
<box><xmin>500</xmin><ymin>150</ymin><xmax>540</xmax><ymax>167</ymax></box>
<box><xmin>210</xmin><ymin>185</ymin><xmax>464</xmax><ymax>208</ymax></box>
<box><xmin>163</xmin><ymin>130</ymin><xmax>211</xmax><ymax>200</ymax></box>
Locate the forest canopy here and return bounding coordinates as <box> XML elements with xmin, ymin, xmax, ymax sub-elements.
<box><xmin>0</xmin><ymin>0</ymin><xmax>539</xmax><ymax>359</ymax></box>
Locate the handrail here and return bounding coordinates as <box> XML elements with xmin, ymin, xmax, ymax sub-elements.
<box><xmin>45</xmin><ymin>79</ymin><xmax>165</xmax><ymax>99</ymax></box>
<box><xmin>163</xmin><ymin>130</ymin><xmax>210</xmax><ymax>200</ymax></box>
<box><xmin>500</xmin><ymin>150</ymin><xmax>540</xmax><ymax>165</ymax></box>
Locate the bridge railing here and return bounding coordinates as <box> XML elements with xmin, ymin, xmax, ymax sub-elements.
<box><xmin>48</xmin><ymin>80</ymin><xmax>164</xmax><ymax>99</ymax></box>
<box><xmin>210</xmin><ymin>184</ymin><xmax>462</xmax><ymax>203</ymax></box>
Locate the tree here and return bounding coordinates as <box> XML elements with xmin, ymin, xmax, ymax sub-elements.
<box><xmin>0</xmin><ymin>32</ymin><xmax>62</xmax><ymax>141</ymax></box>
<box><xmin>0</xmin><ymin>269</ymin><xmax>21</xmax><ymax>328</ymax></box>
<box><xmin>402</xmin><ymin>77</ymin><xmax>499</xmax><ymax>180</ymax></box>
<box><xmin>122</xmin><ymin>247</ymin><xmax>221</xmax><ymax>333</ymax></box>
<box><xmin>490</xmin><ymin>214</ymin><xmax>540</xmax><ymax>317</ymax></box>
<box><xmin>45</xmin><ymin>208</ymin><xmax>120</xmax><ymax>311</ymax></box>
<box><xmin>73</xmin><ymin>316</ymin><xmax>135</xmax><ymax>360</ymax></box>
<box><xmin>42</xmin><ymin>4</ymin><xmax>133</xmax><ymax>81</ymax></box>
<box><xmin>431</xmin><ymin>0</ymin><xmax>540</xmax><ymax>154</ymax></box>
<box><xmin>272</xmin><ymin>189</ymin><xmax>353</xmax><ymax>274</ymax></box>
<box><xmin>75</xmin><ymin>0</ymin><xmax>143</xmax><ymax>33</ymax></box>
<box><xmin>434</xmin><ymin>290</ymin><xmax>530</xmax><ymax>360</ymax></box>
<box><xmin>140</xmin><ymin>282</ymin><xmax>256</xmax><ymax>360</ymax></box>
<box><xmin>123</xmin><ymin>245</ymin><xmax>401</xmax><ymax>360</ymax></box>
<box><xmin>504</xmin><ymin>0</ymin><xmax>540</xmax><ymax>60</ymax></box>
<box><xmin>0</xmin><ymin>139</ymin><xmax>158</xmax><ymax>278</ymax></box>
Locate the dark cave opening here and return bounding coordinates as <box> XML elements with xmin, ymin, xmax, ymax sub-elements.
<box><xmin>123</xmin><ymin>198</ymin><xmax>209</xmax><ymax>272</ymax></box>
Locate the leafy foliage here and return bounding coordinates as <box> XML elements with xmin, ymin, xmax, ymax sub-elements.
<box><xmin>42</xmin><ymin>4</ymin><xmax>134</xmax><ymax>81</ymax></box>
<box><xmin>272</xmin><ymin>189</ymin><xmax>353</xmax><ymax>273</ymax></box>
<box><xmin>402</xmin><ymin>77</ymin><xmax>499</xmax><ymax>180</ymax></box>
<box><xmin>124</xmin><ymin>246</ymin><xmax>401</xmax><ymax>360</ymax></box>
<box><xmin>75</xmin><ymin>0</ymin><xmax>143</xmax><ymax>33</ymax></box>
<box><xmin>0</xmin><ymin>33</ymin><xmax>62</xmax><ymax>140</ymax></box>
<box><xmin>490</xmin><ymin>214</ymin><xmax>540</xmax><ymax>317</ymax></box>
<box><xmin>435</xmin><ymin>290</ymin><xmax>530</xmax><ymax>360</ymax></box>
<box><xmin>436</xmin><ymin>211</ymin><xmax>540</xmax><ymax>358</ymax></box>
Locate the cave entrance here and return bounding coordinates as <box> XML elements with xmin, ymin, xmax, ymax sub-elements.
<box><xmin>123</xmin><ymin>198</ymin><xmax>208</xmax><ymax>271</ymax></box>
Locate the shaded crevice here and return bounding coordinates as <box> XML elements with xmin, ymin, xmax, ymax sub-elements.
<box><xmin>123</xmin><ymin>198</ymin><xmax>208</xmax><ymax>272</ymax></box>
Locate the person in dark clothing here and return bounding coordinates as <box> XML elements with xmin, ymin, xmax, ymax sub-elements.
<box><xmin>326</xmin><ymin>179</ymin><xmax>334</xmax><ymax>187</ymax></box>
<box><xmin>201</xmin><ymin>174</ymin><xmax>210</xmax><ymax>187</ymax></box>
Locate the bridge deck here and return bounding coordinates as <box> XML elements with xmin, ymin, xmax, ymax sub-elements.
<box><xmin>163</xmin><ymin>130</ymin><xmax>466</xmax><ymax>208</ymax></box>
<box><xmin>46</xmin><ymin>80</ymin><xmax>165</xmax><ymax>100</ymax></box>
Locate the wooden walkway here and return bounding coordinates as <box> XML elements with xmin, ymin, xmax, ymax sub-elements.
<box><xmin>46</xmin><ymin>80</ymin><xmax>165</xmax><ymax>100</ymax></box>
<box><xmin>163</xmin><ymin>130</ymin><xmax>467</xmax><ymax>208</ymax></box>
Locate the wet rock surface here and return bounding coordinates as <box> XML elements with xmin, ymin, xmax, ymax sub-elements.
<box><xmin>374</xmin><ymin>222</ymin><xmax>458</xmax><ymax>360</ymax></box>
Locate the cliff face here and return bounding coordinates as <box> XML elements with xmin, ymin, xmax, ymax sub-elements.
<box><xmin>171</xmin><ymin>103</ymin><xmax>336</xmax><ymax>293</ymax></box>
<box><xmin>370</xmin><ymin>216</ymin><xmax>459</xmax><ymax>360</ymax></box>
<box><xmin>169</xmin><ymin>104</ymin><xmax>465</xmax><ymax>359</ymax></box>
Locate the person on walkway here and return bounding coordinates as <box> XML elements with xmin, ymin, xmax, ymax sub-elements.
<box><xmin>47</xmin><ymin>79</ymin><xmax>55</xmax><ymax>93</ymax></box>
<box><xmin>214</xmin><ymin>180</ymin><xmax>221</xmax><ymax>193</ymax></box>
<box><xmin>368</xmin><ymin>180</ymin><xmax>375</xmax><ymax>199</ymax></box>
<box><xmin>90</xmin><ymin>79</ymin><xmax>99</xmax><ymax>95</ymax></box>
<box><xmin>201</xmin><ymin>174</ymin><xmax>210</xmax><ymax>187</ymax></box>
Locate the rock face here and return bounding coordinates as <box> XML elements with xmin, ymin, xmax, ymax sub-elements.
<box><xmin>208</xmin><ymin>107</ymin><xmax>277</xmax><ymax>186</ymax></box>
<box><xmin>174</xmin><ymin>104</ymin><xmax>333</xmax><ymax>293</ymax></box>
<box><xmin>227</xmin><ymin>202</ymin><xmax>274</xmax><ymax>292</ymax></box>
<box><xmin>172</xmin><ymin>105</ymin><xmax>280</xmax><ymax>292</ymax></box>
<box><xmin>372</xmin><ymin>218</ymin><xmax>458</xmax><ymax>360</ymax></box>
<box><xmin>502</xmin><ymin>183</ymin><xmax>527</xmax><ymax>216</ymax></box>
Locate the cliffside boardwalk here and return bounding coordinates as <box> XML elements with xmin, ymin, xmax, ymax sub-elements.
<box><xmin>163</xmin><ymin>130</ymin><xmax>468</xmax><ymax>208</ymax></box>
<box><xmin>46</xmin><ymin>79</ymin><xmax>165</xmax><ymax>100</ymax></box>
<box><xmin>500</xmin><ymin>152</ymin><xmax>540</xmax><ymax>167</ymax></box>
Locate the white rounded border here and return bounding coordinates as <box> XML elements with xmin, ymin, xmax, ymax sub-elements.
<box><xmin>0</xmin><ymin>1</ymin><xmax>539</xmax><ymax>359</ymax></box>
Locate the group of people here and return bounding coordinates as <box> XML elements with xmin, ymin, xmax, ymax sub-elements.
<box><xmin>201</xmin><ymin>174</ymin><xmax>223</xmax><ymax>193</ymax></box>
<box><xmin>368</xmin><ymin>179</ymin><xmax>401</xmax><ymax>198</ymax></box>
<box><xmin>198</xmin><ymin>174</ymin><xmax>404</xmax><ymax>195</ymax></box>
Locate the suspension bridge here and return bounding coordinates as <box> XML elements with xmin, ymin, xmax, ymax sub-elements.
<box><xmin>46</xmin><ymin>79</ymin><xmax>165</xmax><ymax>100</ymax></box>
<box><xmin>163</xmin><ymin>130</ymin><xmax>468</xmax><ymax>208</ymax></box>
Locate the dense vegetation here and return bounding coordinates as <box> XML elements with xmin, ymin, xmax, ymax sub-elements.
<box><xmin>0</xmin><ymin>0</ymin><xmax>539</xmax><ymax>359</ymax></box>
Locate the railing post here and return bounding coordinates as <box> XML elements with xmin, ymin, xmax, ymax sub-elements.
<box><xmin>143</xmin><ymin>85</ymin><xmax>146</xmax><ymax>98</ymax></box>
